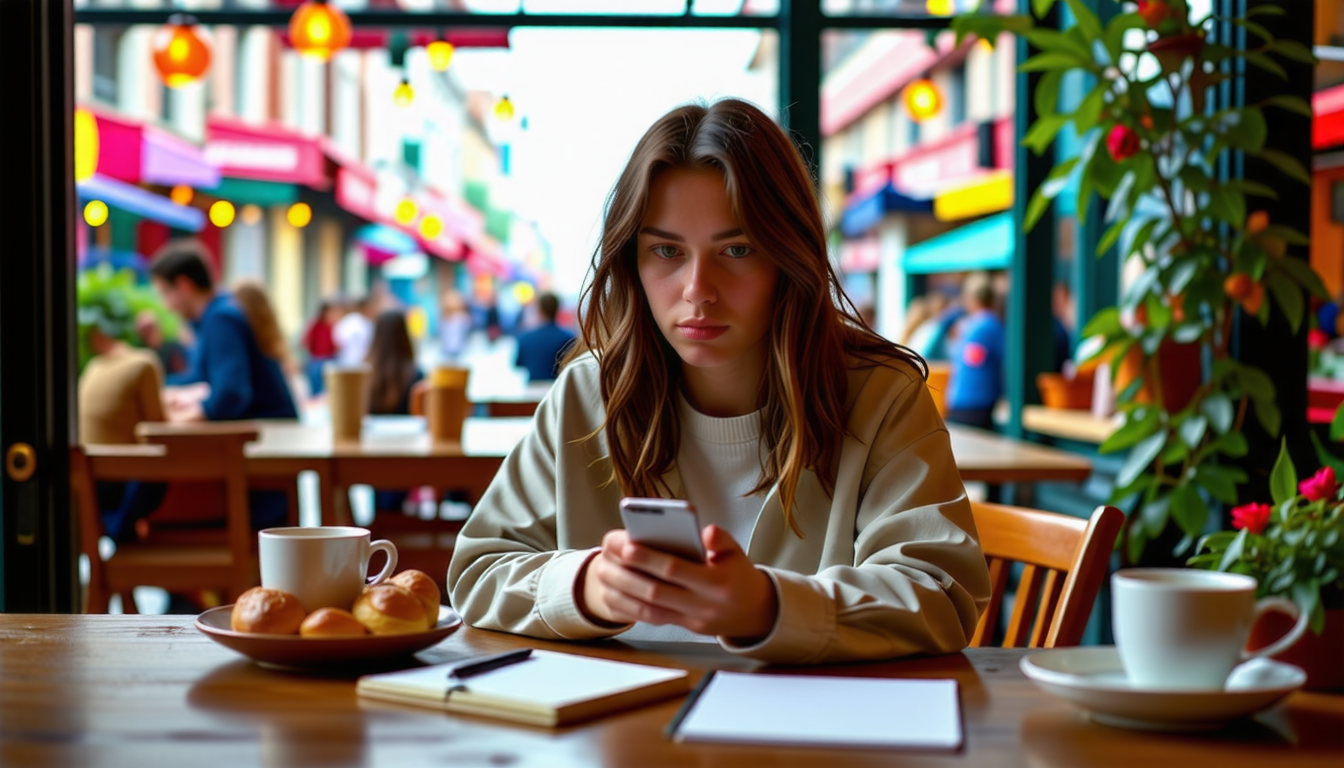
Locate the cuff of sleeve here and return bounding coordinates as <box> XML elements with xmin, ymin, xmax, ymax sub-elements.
<box><xmin>534</xmin><ymin>548</ymin><xmax>633</xmax><ymax>640</ymax></box>
<box><xmin>718</xmin><ymin>566</ymin><xmax>834</xmax><ymax>664</ymax></box>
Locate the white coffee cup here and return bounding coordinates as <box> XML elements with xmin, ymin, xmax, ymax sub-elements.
<box><xmin>1112</xmin><ymin>568</ymin><xmax>1311</xmax><ymax>690</ymax></box>
<box><xmin>258</xmin><ymin>527</ymin><xmax>398</xmax><ymax>612</ymax></box>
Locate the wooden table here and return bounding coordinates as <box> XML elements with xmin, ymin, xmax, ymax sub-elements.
<box><xmin>948</xmin><ymin>425</ymin><xmax>1093</xmax><ymax>484</ymax></box>
<box><xmin>133</xmin><ymin>417</ymin><xmax>1091</xmax><ymax>526</ymax></box>
<box><xmin>0</xmin><ymin>614</ymin><xmax>1339</xmax><ymax>767</ymax></box>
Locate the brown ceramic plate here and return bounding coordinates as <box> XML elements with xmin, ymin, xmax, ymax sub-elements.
<box><xmin>195</xmin><ymin>604</ymin><xmax>463</xmax><ymax>671</ymax></box>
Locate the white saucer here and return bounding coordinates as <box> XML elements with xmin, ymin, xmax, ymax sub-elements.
<box><xmin>1020</xmin><ymin>647</ymin><xmax>1306</xmax><ymax>731</ymax></box>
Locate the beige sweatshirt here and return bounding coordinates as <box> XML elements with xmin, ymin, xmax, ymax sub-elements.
<box><xmin>447</xmin><ymin>354</ymin><xmax>991</xmax><ymax>665</ymax></box>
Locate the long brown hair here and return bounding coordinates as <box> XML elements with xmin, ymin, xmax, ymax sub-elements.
<box><xmin>567</xmin><ymin>98</ymin><xmax>926</xmax><ymax>536</ymax></box>
<box><xmin>231</xmin><ymin>279</ymin><xmax>289</xmax><ymax>368</ymax></box>
<box><xmin>367</xmin><ymin>310</ymin><xmax>418</xmax><ymax>414</ymax></box>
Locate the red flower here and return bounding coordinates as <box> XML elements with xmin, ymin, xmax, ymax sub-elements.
<box><xmin>1107</xmin><ymin>125</ymin><xmax>1140</xmax><ymax>161</ymax></box>
<box><xmin>1308</xmin><ymin>328</ymin><xmax>1329</xmax><ymax>350</ymax></box>
<box><xmin>1230</xmin><ymin>503</ymin><xmax>1272</xmax><ymax>535</ymax></box>
<box><xmin>1299</xmin><ymin>467</ymin><xmax>1339</xmax><ymax>501</ymax></box>
<box><xmin>1137</xmin><ymin>0</ymin><xmax>1174</xmax><ymax>28</ymax></box>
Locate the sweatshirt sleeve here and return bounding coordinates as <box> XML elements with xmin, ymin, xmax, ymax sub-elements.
<box><xmin>447</xmin><ymin>366</ymin><xmax>633</xmax><ymax>640</ymax></box>
<box><xmin>722</xmin><ymin>375</ymin><xmax>991</xmax><ymax>664</ymax></box>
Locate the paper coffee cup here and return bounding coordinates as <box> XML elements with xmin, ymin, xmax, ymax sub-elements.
<box><xmin>325</xmin><ymin>363</ymin><xmax>370</xmax><ymax>441</ymax></box>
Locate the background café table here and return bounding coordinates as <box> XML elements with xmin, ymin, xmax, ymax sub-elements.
<box><xmin>0</xmin><ymin>613</ymin><xmax>1340</xmax><ymax>767</ymax></box>
<box><xmin>239</xmin><ymin>418</ymin><xmax>1094</xmax><ymax>526</ymax></box>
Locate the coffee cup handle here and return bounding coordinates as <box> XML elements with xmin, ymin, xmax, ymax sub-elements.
<box><xmin>365</xmin><ymin>539</ymin><xmax>398</xmax><ymax>587</ymax></box>
<box><xmin>1241</xmin><ymin>597</ymin><xmax>1310</xmax><ymax>661</ymax></box>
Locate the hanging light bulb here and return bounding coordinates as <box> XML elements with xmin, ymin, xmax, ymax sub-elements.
<box><xmin>289</xmin><ymin>0</ymin><xmax>352</xmax><ymax>62</ymax></box>
<box><xmin>419</xmin><ymin>214</ymin><xmax>443</xmax><ymax>240</ymax></box>
<box><xmin>393</xmin><ymin>79</ymin><xmax>415</xmax><ymax>108</ymax></box>
<box><xmin>209</xmin><ymin>200</ymin><xmax>236</xmax><ymax>228</ymax></box>
<box><xmin>169</xmin><ymin>185</ymin><xmax>194</xmax><ymax>206</ymax></box>
<box><xmin>903</xmin><ymin>78</ymin><xmax>943</xmax><ymax>123</ymax></box>
<box><xmin>426</xmin><ymin>40</ymin><xmax>455</xmax><ymax>72</ymax></box>
<box><xmin>152</xmin><ymin>14</ymin><xmax>211</xmax><ymax>88</ymax></box>
<box><xmin>287</xmin><ymin>202</ymin><xmax>313</xmax><ymax>228</ymax></box>
<box><xmin>394</xmin><ymin>198</ymin><xmax>419</xmax><ymax>226</ymax></box>
<box><xmin>494</xmin><ymin>95</ymin><xmax>515</xmax><ymax>122</ymax></box>
<box><xmin>84</xmin><ymin>200</ymin><xmax>109</xmax><ymax>228</ymax></box>
<box><xmin>925</xmin><ymin>0</ymin><xmax>955</xmax><ymax>16</ymax></box>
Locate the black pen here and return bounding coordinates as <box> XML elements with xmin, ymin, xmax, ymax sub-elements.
<box><xmin>445</xmin><ymin>648</ymin><xmax>534</xmax><ymax>680</ymax></box>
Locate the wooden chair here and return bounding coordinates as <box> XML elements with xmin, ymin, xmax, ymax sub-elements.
<box><xmin>969</xmin><ymin>502</ymin><xmax>1125</xmax><ymax>648</ymax></box>
<box><xmin>70</xmin><ymin>423</ymin><xmax>261</xmax><ymax>613</ymax></box>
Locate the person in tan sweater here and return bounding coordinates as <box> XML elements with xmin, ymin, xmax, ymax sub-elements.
<box><xmin>448</xmin><ymin>99</ymin><xmax>991</xmax><ymax>664</ymax></box>
<box><xmin>79</xmin><ymin>318</ymin><xmax>167</xmax><ymax>541</ymax></box>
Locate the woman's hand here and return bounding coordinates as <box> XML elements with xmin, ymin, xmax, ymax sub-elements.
<box><xmin>578</xmin><ymin>525</ymin><xmax>779</xmax><ymax>643</ymax></box>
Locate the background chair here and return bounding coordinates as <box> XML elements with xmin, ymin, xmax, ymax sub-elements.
<box><xmin>71</xmin><ymin>423</ymin><xmax>261</xmax><ymax>613</ymax></box>
<box><xmin>969</xmin><ymin>502</ymin><xmax>1124</xmax><ymax>648</ymax></box>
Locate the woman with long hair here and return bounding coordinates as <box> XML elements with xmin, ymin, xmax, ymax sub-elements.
<box><xmin>230</xmin><ymin>278</ymin><xmax>307</xmax><ymax>405</ymax></box>
<box><xmin>366</xmin><ymin>309</ymin><xmax>422</xmax><ymax>415</ymax></box>
<box><xmin>448</xmin><ymin>99</ymin><xmax>989</xmax><ymax>664</ymax></box>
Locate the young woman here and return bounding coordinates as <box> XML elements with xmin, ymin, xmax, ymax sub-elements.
<box><xmin>448</xmin><ymin>99</ymin><xmax>990</xmax><ymax>664</ymax></box>
<box><xmin>366</xmin><ymin>309</ymin><xmax>423</xmax><ymax>416</ymax></box>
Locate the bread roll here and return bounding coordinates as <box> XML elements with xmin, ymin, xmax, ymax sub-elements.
<box><xmin>390</xmin><ymin>570</ymin><xmax>442</xmax><ymax>626</ymax></box>
<box><xmin>231</xmin><ymin>587</ymin><xmax>305</xmax><ymax>634</ymax></box>
<box><xmin>352</xmin><ymin>584</ymin><xmax>432</xmax><ymax>635</ymax></box>
<box><xmin>299</xmin><ymin>607</ymin><xmax>369</xmax><ymax>638</ymax></box>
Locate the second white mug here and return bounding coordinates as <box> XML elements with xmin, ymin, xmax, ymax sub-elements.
<box><xmin>1111</xmin><ymin>568</ymin><xmax>1310</xmax><ymax>690</ymax></box>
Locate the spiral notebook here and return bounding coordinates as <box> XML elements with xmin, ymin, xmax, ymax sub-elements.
<box><xmin>356</xmin><ymin>649</ymin><xmax>690</xmax><ymax>727</ymax></box>
<box><xmin>665</xmin><ymin>671</ymin><xmax>963</xmax><ymax>750</ymax></box>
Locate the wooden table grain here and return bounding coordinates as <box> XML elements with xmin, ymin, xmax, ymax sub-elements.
<box><xmin>0</xmin><ymin>614</ymin><xmax>1339</xmax><ymax>767</ymax></box>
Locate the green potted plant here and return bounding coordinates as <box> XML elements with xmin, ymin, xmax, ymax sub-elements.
<box><xmin>1189</xmin><ymin>440</ymin><xmax>1344</xmax><ymax>690</ymax></box>
<box><xmin>952</xmin><ymin>0</ymin><xmax>1325</xmax><ymax>563</ymax></box>
<box><xmin>76</xmin><ymin>263</ymin><xmax>180</xmax><ymax>373</ymax></box>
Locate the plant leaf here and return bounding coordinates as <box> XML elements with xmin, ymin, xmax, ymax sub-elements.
<box><xmin>1269</xmin><ymin>40</ymin><xmax>1318</xmax><ymax>65</ymax></box>
<box><xmin>1023</xmin><ymin>113</ymin><xmax>1070</xmax><ymax>154</ymax></box>
<box><xmin>1171</xmin><ymin>483</ymin><xmax>1209</xmax><ymax>539</ymax></box>
<box><xmin>1310</xmin><ymin>430</ymin><xmax>1344</xmax><ymax>475</ymax></box>
<box><xmin>1179</xmin><ymin>414</ymin><xmax>1209</xmax><ymax>449</ymax></box>
<box><xmin>1266</xmin><ymin>272</ymin><xmax>1305</xmax><ymax>334</ymax></box>
<box><xmin>1080</xmin><ymin>305</ymin><xmax>1122</xmax><ymax>339</ymax></box>
<box><xmin>1019</xmin><ymin>50</ymin><xmax>1090</xmax><ymax>73</ymax></box>
<box><xmin>1035</xmin><ymin>69</ymin><xmax>1064</xmax><ymax>117</ymax></box>
<box><xmin>1257</xmin><ymin>148</ymin><xmax>1312</xmax><ymax>185</ymax></box>
<box><xmin>1262</xmin><ymin>94</ymin><xmax>1313</xmax><ymax>118</ymax></box>
<box><xmin>1201</xmin><ymin>393</ymin><xmax>1234</xmax><ymax>434</ymax></box>
<box><xmin>1256</xmin><ymin>398</ymin><xmax>1282</xmax><ymax>438</ymax></box>
<box><xmin>1243</xmin><ymin>50</ymin><xmax>1288</xmax><ymax>80</ymax></box>
<box><xmin>1032</xmin><ymin>0</ymin><xmax>1058</xmax><ymax>18</ymax></box>
<box><xmin>1141</xmin><ymin>492</ymin><xmax>1171</xmax><ymax>538</ymax></box>
<box><xmin>1100</xmin><ymin>407</ymin><xmax>1160</xmax><ymax>454</ymax></box>
<box><xmin>1269</xmin><ymin>439</ymin><xmax>1297</xmax><ymax>507</ymax></box>
<box><xmin>1062</xmin><ymin>0</ymin><xmax>1102</xmax><ymax>41</ymax></box>
<box><xmin>1194</xmin><ymin>463</ymin><xmax>1245</xmax><ymax>505</ymax></box>
<box><xmin>1274</xmin><ymin>256</ymin><xmax>1331</xmax><ymax>300</ymax></box>
<box><xmin>1117</xmin><ymin>432</ymin><xmax>1167</xmax><ymax>489</ymax></box>
<box><xmin>1024</xmin><ymin>186</ymin><xmax>1053</xmax><ymax>231</ymax></box>
<box><xmin>1217</xmin><ymin>528</ymin><xmax>1249</xmax><ymax>572</ymax></box>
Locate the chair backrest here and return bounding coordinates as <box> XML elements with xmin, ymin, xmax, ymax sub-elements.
<box><xmin>70</xmin><ymin>422</ymin><xmax>260</xmax><ymax>612</ymax></box>
<box><xmin>969</xmin><ymin>502</ymin><xmax>1124</xmax><ymax>648</ymax></box>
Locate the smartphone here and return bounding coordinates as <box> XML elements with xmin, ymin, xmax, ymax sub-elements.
<box><xmin>619</xmin><ymin>497</ymin><xmax>706</xmax><ymax>562</ymax></box>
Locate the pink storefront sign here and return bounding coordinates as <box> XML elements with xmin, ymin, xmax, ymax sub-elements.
<box><xmin>205</xmin><ymin>117</ymin><xmax>330</xmax><ymax>188</ymax></box>
<box><xmin>89</xmin><ymin>109</ymin><xmax>219</xmax><ymax>188</ymax></box>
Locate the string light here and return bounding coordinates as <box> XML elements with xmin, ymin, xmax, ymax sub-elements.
<box><xmin>84</xmin><ymin>200</ymin><xmax>109</xmax><ymax>227</ymax></box>
<box><xmin>289</xmin><ymin>0</ymin><xmax>352</xmax><ymax>62</ymax></box>
<box><xmin>209</xmin><ymin>200</ymin><xmax>235</xmax><ymax>228</ymax></box>
<box><xmin>152</xmin><ymin>14</ymin><xmax>211</xmax><ymax>88</ymax></box>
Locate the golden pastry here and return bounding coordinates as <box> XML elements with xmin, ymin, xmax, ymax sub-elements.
<box><xmin>231</xmin><ymin>587</ymin><xmax>305</xmax><ymax>634</ymax></box>
<box><xmin>390</xmin><ymin>570</ymin><xmax>442</xmax><ymax>626</ymax></box>
<box><xmin>352</xmin><ymin>584</ymin><xmax>432</xmax><ymax>635</ymax></box>
<box><xmin>299</xmin><ymin>607</ymin><xmax>369</xmax><ymax>638</ymax></box>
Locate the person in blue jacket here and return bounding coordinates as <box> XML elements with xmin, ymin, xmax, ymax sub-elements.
<box><xmin>150</xmin><ymin>240</ymin><xmax>297</xmax><ymax>534</ymax></box>
<box><xmin>944</xmin><ymin>272</ymin><xmax>1005</xmax><ymax>431</ymax></box>
<box><xmin>515</xmin><ymin>292</ymin><xmax>577</xmax><ymax>381</ymax></box>
<box><xmin>150</xmin><ymin>240</ymin><xmax>297</xmax><ymax>423</ymax></box>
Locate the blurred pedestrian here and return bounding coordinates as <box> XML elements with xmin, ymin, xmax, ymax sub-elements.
<box><xmin>944</xmin><ymin>272</ymin><xmax>1005</xmax><ymax>431</ymax></box>
<box><xmin>367</xmin><ymin>310</ymin><xmax>424</xmax><ymax>416</ymax></box>
<box><xmin>302</xmin><ymin>298</ymin><xmax>341</xmax><ymax>395</ymax></box>
<box><xmin>334</xmin><ymin>295</ymin><xmax>375</xmax><ymax>366</ymax></box>
<box><xmin>514</xmin><ymin>292</ymin><xmax>576</xmax><ymax>382</ymax></box>
<box><xmin>232</xmin><ymin>278</ymin><xmax>307</xmax><ymax>405</ymax></box>
<box><xmin>438</xmin><ymin>289</ymin><xmax>472</xmax><ymax>365</ymax></box>
<box><xmin>134</xmin><ymin>309</ymin><xmax>189</xmax><ymax>377</ymax></box>
<box><xmin>79</xmin><ymin>297</ymin><xmax>168</xmax><ymax>543</ymax></box>
<box><xmin>366</xmin><ymin>310</ymin><xmax>425</xmax><ymax>514</ymax></box>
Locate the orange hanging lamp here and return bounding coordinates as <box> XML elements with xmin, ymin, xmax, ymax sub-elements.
<box><xmin>152</xmin><ymin>14</ymin><xmax>211</xmax><ymax>88</ymax></box>
<box><xmin>289</xmin><ymin>0</ymin><xmax>353</xmax><ymax>62</ymax></box>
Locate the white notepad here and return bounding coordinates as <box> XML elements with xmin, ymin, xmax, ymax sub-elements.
<box><xmin>357</xmin><ymin>649</ymin><xmax>690</xmax><ymax>727</ymax></box>
<box><xmin>668</xmin><ymin>672</ymin><xmax>962</xmax><ymax>750</ymax></box>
